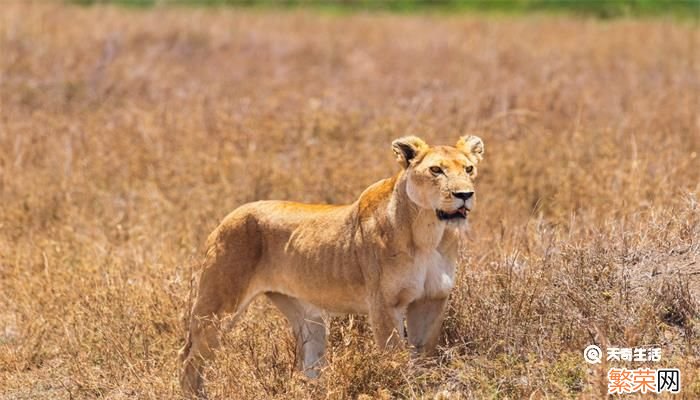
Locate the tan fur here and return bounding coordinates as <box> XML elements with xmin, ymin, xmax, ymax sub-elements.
<box><xmin>179</xmin><ymin>135</ymin><xmax>485</xmax><ymax>398</ymax></box>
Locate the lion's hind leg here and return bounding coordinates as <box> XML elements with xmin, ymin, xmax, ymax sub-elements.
<box><xmin>267</xmin><ymin>293</ymin><xmax>327</xmax><ymax>378</ymax></box>
<box><xmin>179</xmin><ymin>301</ymin><xmax>224</xmax><ymax>399</ymax></box>
<box><xmin>180</xmin><ymin>278</ymin><xmax>262</xmax><ymax>398</ymax></box>
<box><xmin>179</xmin><ymin>224</ymin><xmax>263</xmax><ymax>398</ymax></box>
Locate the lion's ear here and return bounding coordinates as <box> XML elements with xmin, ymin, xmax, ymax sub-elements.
<box><xmin>392</xmin><ymin>136</ymin><xmax>429</xmax><ymax>168</ymax></box>
<box><xmin>456</xmin><ymin>135</ymin><xmax>485</xmax><ymax>163</ymax></box>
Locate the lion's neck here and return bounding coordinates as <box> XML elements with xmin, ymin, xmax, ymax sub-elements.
<box><xmin>388</xmin><ymin>173</ymin><xmax>447</xmax><ymax>252</ymax></box>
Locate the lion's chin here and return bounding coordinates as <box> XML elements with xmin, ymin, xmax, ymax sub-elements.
<box><xmin>436</xmin><ymin>206</ymin><xmax>469</xmax><ymax>221</ymax></box>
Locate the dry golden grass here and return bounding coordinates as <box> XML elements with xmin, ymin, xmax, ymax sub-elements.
<box><xmin>1</xmin><ymin>3</ymin><xmax>699</xmax><ymax>399</ymax></box>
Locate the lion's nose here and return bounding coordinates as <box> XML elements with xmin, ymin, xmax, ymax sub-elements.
<box><xmin>452</xmin><ymin>191</ymin><xmax>474</xmax><ymax>200</ymax></box>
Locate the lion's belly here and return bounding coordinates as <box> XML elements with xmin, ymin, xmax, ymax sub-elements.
<box><xmin>282</xmin><ymin>261</ymin><xmax>369</xmax><ymax>314</ymax></box>
<box><xmin>258</xmin><ymin>227</ymin><xmax>370</xmax><ymax>314</ymax></box>
<box><xmin>250</xmin><ymin>202</ymin><xmax>374</xmax><ymax>313</ymax></box>
<box><xmin>263</xmin><ymin>261</ymin><xmax>370</xmax><ymax>314</ymax></box>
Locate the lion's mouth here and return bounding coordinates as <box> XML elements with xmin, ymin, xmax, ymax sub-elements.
<box><xmin>436</xmin><ymin>206</ymin><xmax>469</xmax><ymax>221</ymax></box>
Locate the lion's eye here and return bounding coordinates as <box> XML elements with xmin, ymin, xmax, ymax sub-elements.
<box><xmin>429</xmin><ymin>166</ymin><xmax>443</xmax><ymax>175</ymax></box>
<box><xmin>466</xmin><ymin>165</ymin><xmax>474</xmax><ymax>174</ymax></box>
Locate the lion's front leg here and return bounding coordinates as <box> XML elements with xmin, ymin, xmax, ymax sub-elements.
<box><xmin>368</xmin><ymin>297</ymin><xmax>405</xmax><ymax>350</ymax></box>
<box><xmin>406</xmin><ymin>297</ymin><xmax>447</xmax><ymax>355</ymax></box>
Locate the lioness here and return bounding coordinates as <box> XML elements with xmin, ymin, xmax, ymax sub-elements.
<box><xmin>179</xmin><ymin>135</ymin><xmax>485</xmax><ymax>397</ymax></box>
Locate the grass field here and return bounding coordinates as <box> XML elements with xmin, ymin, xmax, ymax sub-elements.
<box><xmin>1</xmin><ymin>2</ymin><xmax>699</xmax><ymax>399</ymax></box>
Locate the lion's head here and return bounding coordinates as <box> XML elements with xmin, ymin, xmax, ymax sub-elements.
<box><xmin>392</xmin><ymin>135</ymin><xmax>484</xmax><ymax>222</ymax></box>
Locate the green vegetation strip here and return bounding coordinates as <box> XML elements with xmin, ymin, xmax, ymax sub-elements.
<box><xmin>68</xmin><ymin>0</ymin><xmax>700</xmax><ymax>18</ymax></box>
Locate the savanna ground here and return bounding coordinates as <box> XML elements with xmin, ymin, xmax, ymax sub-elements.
<box><xmin>1</xmin><ymin>2</ymin><xmax>699</xmax><ymax>399</ymax></box>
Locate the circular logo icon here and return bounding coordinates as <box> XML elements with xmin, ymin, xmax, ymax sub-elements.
<box><xmin>584</xmin><ymin>344</ymin><xmax>602</xmax><ymax>364</ymax></box>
